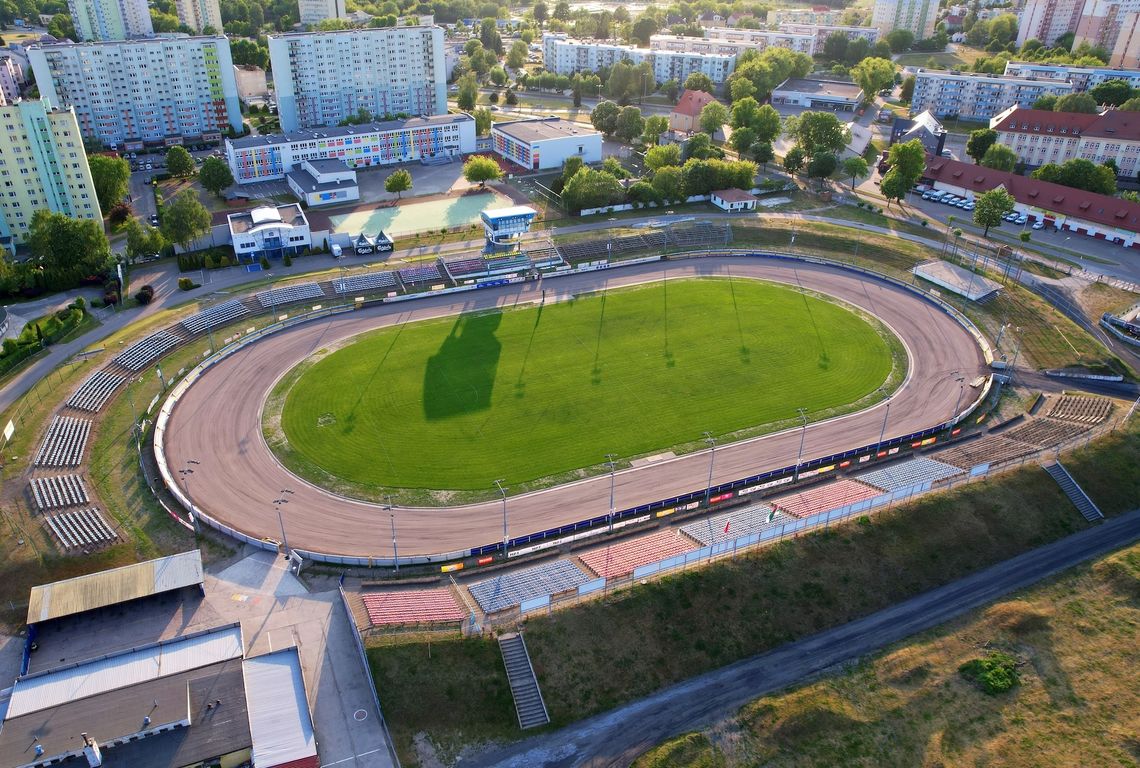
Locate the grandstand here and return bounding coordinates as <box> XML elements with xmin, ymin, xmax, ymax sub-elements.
<box><xmin>256</xmin><ymin>281</ymin><xmax>324</xmax><ymax>309</ymax></box>
<box><xmin>1003</xmin><ymin>418</ymin><xmax>1089</xmax><ymax>448</ymax></box>
<box><xmin>936</xmin><ymin>435</ymin><xmax>1038</xmax><ymax>469</ymax></box>
<box><xmin>44</xmin><ymin>508</ymin><xmax>117</xmax><ymax>550</ymax></box>
<box><xmin>527</xmin><ymin>244</ymin><xmax>564</xmax><ymax>269</ymax></box>
<box><xmin>28</xmin><ymin>475</ymin><xmax>89</xmax><ymax>511</ymax></box>
<box><xmin>855</xmin><ymin>456</ymin><xmax>963</xmax><ymax>492</ymax></box>
<box><xmin>362</xmin><ymin>587</ymin><xmax>466</xmax><ymax>626</ymax></box>
<box><xmin>1046</xmin><ymin>395</ymin><xmax>1113</xmax><ymax>424</ymax></box>
<box><xmin>35</xmin><ymin>416</ymin><xmax>91</xmax><ymax>467</ymax></box>
<box><xmin>397</xmin><ymin>264</ymin><xmax>444</xmax><ymax>286</ymax></box>
<box><xmin>483</xmin><ymin>253</ymin><xmax>532</xmax><ymax>276</ymax></box>
<box><xmin>442</xmin><ymin>256</ymin><xmax>487</xmax><ymax>281</ymax></box>
<box><xmin>770</xmin><ymin>478</ymin><xmax>882</xmax><ymax>518</ymax></box>
<box><xmin>331</xmin><ymin>270</ymin><xmax>399</xmax><ymax>295</ymax></box>
<box><xmin>668</xmin><ymin>221</ymin><xmax>732</xmax><ymax>249</ymax></box>
<box><xmin>578</xmin><ymin>529</ymin><xmax>695</xmax><ymax>578</ymax></box>
<box><xmin>467</xmin><ymin>559</ymin><xmax>589</xmax><ymax>614</ymax></box>
<box><xmin>113</xmin><ymin>330</ymin><xmax>181</xmax><ymax>371</ymax></box>
<box><xmin>557</xmin><ymin>239</ymin><xmax>613</xmax><ymax>263</ymax></box>
<box><xmin>65</xmin><ymin>370</ymin><xmax>125</xmax><ymax>413</ymax></box>
<box><xmin>680</xmin><ymin>503</ymin><xmax>785</xmax><ymax>547</ymax></box>
<box><xmin>180</xmin><ymin>299</ymin><xmax>250</xmax><ymax>335</ymax></box>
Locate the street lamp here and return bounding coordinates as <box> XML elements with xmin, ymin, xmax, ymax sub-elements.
<box><xmin>384</xmin><ymin>494</ymin><xmax>398</xmax><ymax>574</ymax></box>
<box><xmin>178</xmin><ymin>459</ymin><xmax>201</xmax><ymax>533</ymax></box>
<box><xmin>494</xmin><ymin>479</ymin><xmax>508</xmax><ymax>557</ymax></box>
<box><xmin>273</xmin><ymin>489</ymin><xmax>294</xmax><ymax>557</ymax></box>
<box><xmin>793</xmin><ymin>408</ymin><xmax>809</xmax><ymax>481</ymax></box>
<box><xmin>951</xmin><ymin>374</ymin><xmax>966</xmax><ymax>425</ymax></box>
<box><xmin>605</xmin><ymin>453</ymin><xmax>618</xmax><ymax>533</ymax></box>
<box><xmin>703</xmin><ymin>432</ymin><xmax>717</xmax><ymax>506</ymax></box>
<box><xmin>876</xmin><ymin>400</ymin><xmax>891</xmax><ymax>456</ymax></box>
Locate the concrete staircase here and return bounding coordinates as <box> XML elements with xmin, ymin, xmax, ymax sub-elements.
<box><xmin>498</xmin><ymin>632</ymin><xmax>550</xmax><ymax>730</ymax></box>
<box><xmin>1044</xmin><ymin>462</ymin><xmax>1103</xmax><ymax>522</ymax></box>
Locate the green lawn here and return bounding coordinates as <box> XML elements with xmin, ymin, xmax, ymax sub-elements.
<box><xmin>273</xmin><ymin>278</ymin><xmax>897</xmax><ymax>492</ymax></box>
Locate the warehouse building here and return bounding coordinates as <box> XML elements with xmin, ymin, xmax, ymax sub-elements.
<box><xmin>771</xmin><ymin>77</ymin><xmax>864</xmax><ymax>111</ymax></box>
<box><xmin>286</xmin><ymin>158</ymin><xmax>360</xmax><ymax>207</ymax></box>
<box><xmin>491</xmin><ymin>117</ymin><xmax>602</xmax><ymax>171</ymax></box>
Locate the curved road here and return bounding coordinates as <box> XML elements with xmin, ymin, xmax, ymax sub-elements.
<box><xmin>161</xmin><ymin>256</ymin><xmax>988</xmax><ymax>558</ymax></box>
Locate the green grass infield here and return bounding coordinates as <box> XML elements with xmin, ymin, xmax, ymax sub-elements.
<box><xmin>271</xmin><ymin>277</ymin><xmax>899</xmax><ymax>493</ymax></box>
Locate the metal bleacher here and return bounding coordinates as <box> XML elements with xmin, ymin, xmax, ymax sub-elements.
<box><xmin>467</xmin><ymin>559</ymin><xmax>589</xmax><ymax>614</ymax></box>
<box><xmin>113</xmin><ymin>330</ymin><xmax>181</xmax><ymax>371</ymax></box>
<box><xmin>44</xmin><ymin>508</ymin><xmax>117</xmax><ymax>550</ymax></box>
<box><xmin>332</xmin><ymin>270</ymin><xmax>399</xmax><ymax>295</ymax></box>
<box><xmin>769</xmin><ymin>478</ymin><xmax>883</xmax><ymax>519</ymax></box>
<box><xmin>935</xmin><ymin>435</ymin><xmax>1037</xmax><ymax>470</ymax></box>
<box><xmin>442</xmin><ymin>257</ymin><xmax>488</xmax><ymax>280</ymax></box>
<box><xmin>397</xmin><ymin>264</ymin><xmax>443</xmax><ymax>285</ymax></box>
<box><xmin>181</xmin><ymin>299</ymin><xmax>250</xmax><ymax>335</ymax></box>
<box><xmin>35</xmin><ymin>416</ymin><xmax>92</xmax><ymax>467</ymax></box>
<box><xmin>527</xmin><ymin>245</ymin><xmax>564</xmax><ymax>268</ymax></box>
<box><xmin>483</xmin><ymin>253</ymin><xmax>531</xmax><ymax>275</ymax></box>
<box><xmin>680</xmin><ymin>502</ymin><xmax>785</xmax><ymax>547</ymax></box>
<box><xmin>256</xmin><ymin>282</ymin><xmax>324</xmax><ymax>309</ymax></box>
<box><xmin>855</xmin><ymin>456</ymin><xmax>964</xmax><ymax>492</ymax></box>
<box><xmin>578</xmin><ymin>529</ymin><xmax>696</xmax><ymax>578</ymax></box>
<box><xmin>362</xmin><ymin>588</ymin><xmax>466</xmax><ymax>626</ymax></box>
<box><xmin>1046</xmin><ymin>395</ymin><xmax>1113</xmax><ymax>425</ymax></box>
<box><xmin>29</xmin><ymin>475</ymin><xmax>89</xmax><ymax>511</ymax></box>
<box><xmin>65</xmin><ymin>371</ymin><xmax>125</xmax><ymax>413</ymax></box>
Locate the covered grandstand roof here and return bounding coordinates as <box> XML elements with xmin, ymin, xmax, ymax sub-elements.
<box><xmin>27</xmin><ymin>550</ymin><xmax>204</xmax><ymax>625</ymax></box>
<box><xmin>243</xmin><ymin>648</ymin><xmax>318</xmax><ymax>768</ymax></box>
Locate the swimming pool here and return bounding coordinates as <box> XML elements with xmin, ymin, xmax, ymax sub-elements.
<box><xmin>328</xmin><ymin>191</ymin><xmax>514</xmax><ymax>236</ymax></box>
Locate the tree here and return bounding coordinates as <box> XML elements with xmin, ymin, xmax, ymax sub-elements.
<box><xmin>887</xmin><ymin>139</ymin><xmax>927</xmax><ymax>185</ymax></box>
<box><xmin>480</xmin><ymin>17</ymin><xmax>503</xmax><ymax>54</ymax></box>
<box><xmin>614</xmin><ymin>105</ymin><xmax>645</xmax><ymax>143</ymax></box>
<box><xmin>1089</xmin><ymin>78</ymin><xmax>1134</xmax><ymax>106</ymax></box>
<box><xmin>683</xmin><ymin>71</ymin><xmax>714</xmax><ymax>93</ymax></box>
<box><xmin>730</xmin><ymin>97</ymin><xmax>761</xmax><ymax>131</ymax></box>
<box><xmin>646</xmin><ymin>143</ymin><xmax>681</xmax><ymax>170</ymax></box>
<box><xmin>489</xmin><ymin>66</ymin><xmax>508</xmax><ymax>87</ymax></box>
<box><xmin>641</xmin><ymin>115</ymin><xmax>668</xmax><ymax>145</ymax></box>
<box><xmin>651</xmin><ymin>165</ymin><xmax>684</xmax><ymax>201</ymax></box>
<box><xmin>900</xmin><ymin>75</ymin><xmax>916</xmax><ymax>103</ymax></box>
<box><xmin>783</xmin><ymin>146</ymin><xmax>805</xmax><ymax>173</ymax></box>
<box><xmin>590</xmin><ymin>100</ymin><xmax>621</xmax><ymax>135</ymax></box>
<box><xmin>730</xmin><ymin>126</ymin><xmax>756</xmax><ymax>156</ymax></box>
<box><xmin>166</xmin><ymin>145</ymin><xmax>195</xmax><ymax>177</ymax></box>
<box><xmin>699</xmin><ymin>101</ymin><xmax>729</xmax><ymax>135</ymax></box>
<box><xmin>661</xmin><ymin>79</ymin><xmax>680</xmax><ymax>102</ymax></box>
<box><xmin>1120</xmin><ymin>97</ymin><xmax>1140</xmax><ymax>111</ymax></box>
<box><xmin>842</xmin><ymin>156</ymin><xmax>869</xmax><ymax>190</ymax></box>
<box><xmin>807</xmin><ymin>152</ymin><xmax>838</xmax><ymax>190</ymax></box>
<box><xmin>752</xmin><ymin>104</ymin><xmax>782</xmax><ymax>143</ymax></box>
<box><xmin>561</xmin><ymin>168</ymin><xmax>624</xmax><ymax>212</ymax></box>
<box><xmin>1054</xmin><ymin>93</ymin><xmax>1099</xmax><ymax>113</ymax></box>
<box><xmin>823</xmin><ymin>32</ymin><xmax>848</xmax><ymax>61</ymax></box>
<box><xmin>27</xmin><ymin>211</ymin><xmax>112</xmax><ymax>291</ymax></box>
<box><xmin>473</xmin><ymin>107</ymin><xmax>492</xmax><ymax>136</ymax></box>
<box><xmin>631</xmin><ymin>15</ymin><xmax>658</xmax><ymax>46</ymax></box>
<box><xmin>850</xmin><ymin>58</ymin><xmax>896</xmax><ymax>102</ymax></box>
<box><xmin>199</xmin><ymin>156</ymin><xmax>234</xmax><ymax>196</ymax></box>
<box><xmin>980</xmin><ymin>144</ymin><xmax>1018</xmax><ymax>171</ymax></box>
<box><xmin>966</xmin><ymin>128</ymin><xmax>998</xmax><ymax>163</ymax></box>
<box><xmin>561</xmin><ymin>156</ymin><xmax>584</xmax><ymax>185</ymax></box>
<box><xmin>507</xmin><ymin>40</ymin><xmax>527</xmax><ymax>69</ymax></box>
<box><xmin>88</xmin><ymin>155</ymin><xmax>130</xmax><ymax>213</ymax></box>
<box><xmin>385</xmin><ymin>168</ymin><xmax>413</xmax><ymax>199</ymax></box>
<box><xmin>463</xmin><ymin>155</ymin><xmax>502</xmax><ymax>187</ymax></box>
<box><xmin>48</xmin><ymin>13</ymin><xmax>75</xmax><ymax>40</ymax></box>
<box><xmin>553</xmin><ymin>0</ymin><xmax>570</xmax><ymax>20</ymax></box>
<box><xmin>124</xmin><ymin>218</ymin><xmax>167</xmax><ymax>261</ymax></box>
<box><xmin>752</xmin><ymin>141</ymin><xmax>774</xmax><ymax>171</ymax></box>
<box><xmin>230</xmin><ymin>38</ymin><xmax>269</xmax><ymax>69</ymax></box>
<box><xmin>784</xmin><ymin>111</ymin><xmax>850</xmax><ymax>158</ymax></box>
<box><xmin>1032</xmin><ymin>158</ymin><xmax>1117</xmax><ymax>194</ymax></box>
<box><xmin>683</xmin><ymin>132</ymin><xmax>723</xmax><ymax>160</ymax></box>
<box><xmin>885</xmin><ymin>29</ymin><xmax>914</xmax><ymax>53</ymax></box>
<box><xmin>880</xmin><ymin>169</ymin><xmax>910</xmax><ymax>207</ymax></box>
<box><xmin>974</xmin><ymin>188</ymin><xmax>1015</xmax><ymax>236</ymax></box>
<box><xmin>160</xmin><ymin>191</ymin><xmax>211</xmax><ymax>251</ymax></box>
<box><xmin>456</xmin><ymin>73</ymin><xmax>479</xmax><ymax>111</ymax></box>
<box><xmin>533</xmin><ymin>1</ymin><xmax>547</xmax><ymax>26</ymax></box>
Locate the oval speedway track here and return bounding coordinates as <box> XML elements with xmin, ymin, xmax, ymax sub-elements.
<box><xmin>161</xmin><ymin>256</ymin><xmax>989</xmax><ymax>559</ymax></box>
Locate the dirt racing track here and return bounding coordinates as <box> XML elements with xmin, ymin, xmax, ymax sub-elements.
<box><xmin>156</xmin><ymin>255</ymin><xmax>992</xmax><ymax>561</ymax></box>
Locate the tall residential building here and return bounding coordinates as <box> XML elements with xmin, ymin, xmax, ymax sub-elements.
<box><xmin>871</xmin><ymin>0</ymin><xmax>938</xmax><ymax>40</ymax></box>
<box><xmin>175</xmin><ymin>0</ymin><xmax>223</xmax><ymax>33</ymax></box>
<box><xmin>268</xmin><ymin>27</ymin><xmax>446</xmax><ymax>132</ymax></box>
<box><xmin>1111</xmin><ymin>12</ymin><xmax>1140</xmax><ymax>65</ymax></box>
<box><xmin>1015</xmin><ymin>0</ymin><xmax>1085</xmax><ymax>47</ymax></box>
<box><xmin>766</xmin><ymin>8</ymin><xmax>843</xmax><ymax>25</ymax></box>
<box><xmin>1002</xmin><ymin>60</ymin><xmax>1140</xmax><ymax>90</ymax></box>
<box><xmin>701</xmin><ymin>26</ymin><xmax>817</xmax><ymax>54</ymax></box>
<box><xmin>542</xmin><ymin>34</ymin><xmax>652</xmax><ymax>75</ymax></box>
<box><xmin>28</xmin><ymin>36</ymin><xmax>242</xmax><ymax>149</ymax></box>
<box><xmin>0</xmin><ymin>54</ymin><xmax>23</xmax><ymax>105</ymax></box>
<box><xmin>910</xmin><ymin>68</ymin><xmax>1074</xmax><ymax>121</ymax></box>
<box><xmin>298</xmin><ymin>0</ymin><xmax>346</xmax><ymax>26</ymax></box>
<box><xmin>0</xmin><ymin>101</ymin><xmax>100</xmax><ymax>245</ymax></box>
<box><xmin>543</xmin><ymin>34</ymin><xmax>736</xmax><ymax>83</ymax></box>
<box><xmin>776</xmin><ymin>23</ymin><xmax>881</xmax><ymax>49</ymax></box>
<box><xmin>67</xmin><ymin>0</ymin><xmax>153</xmax><ymax>41</ymax></box>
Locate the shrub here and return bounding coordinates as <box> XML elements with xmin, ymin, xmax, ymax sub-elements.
<box><xmin>108</xmin><ymin>202</ymin><xmax>132</xmax><ymax>225</ymax></box>
<box><xmin>72</xmin><ymin>296</ymin><xmax>86</xmax><ymax>310</ymax></box>
<box><xmin>219</xmin><ymin>255</ymin><xmax>232</xmax><ymax>267</ymax></box>
<box><xmin>204</xmin><ymin>253</ymin><xmax>217</xmax><ymax>269</ymax></box>
<box><xmin>103</xmin><ymin>291</ymin><xmax>119</xmax><ymax>305</ymax></box>
<box><xmin>959</xmin><ymin>651</ymin><xmax>1020</xmax><ymax>695</ymax></box>
<box><xmin>259</xmin><ymin>255</ymin><xmax>271</xmax><ymax>269</ymax></box>
<box><xmin>177</xmin><ymin>277</ymin><xmax>197</xmax><ymax>291</ymax></box>
<box><xmin>283</xmin><ymin>253</ymin><xmax>293</xmax><ymax>266</ymax></box>
<box><xmin>91</xmin><ymin>298</ymin><xmax>104</xmax><ymax>308</ymax></box>
<box><xmin>135</xmin><ymin>284</ymin><xmax>156</xmax><ymax>305</ymax></box>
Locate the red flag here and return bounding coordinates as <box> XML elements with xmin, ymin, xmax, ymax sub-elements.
<box><xmin>723</xmin><ymin>520</ymin><xmax>731</xmax><ymax>534</ymax></box>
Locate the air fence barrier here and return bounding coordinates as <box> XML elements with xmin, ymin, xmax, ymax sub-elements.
<box><xmin>154</xmin><ymin>249</ymin><xmax>995</xmax><ymax>567</ymax></box>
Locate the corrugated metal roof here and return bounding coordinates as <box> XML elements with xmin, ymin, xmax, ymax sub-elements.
<box><xmin>27</xmin><ymin>550</ymin><xmax>204</xmax><ymax>625</ymax></box>
<box><xmin>243</xmin><ymin>648</ymin><xmax>317</xmax><ymax>768</ymax></box>
<box><xmin>7</xmin><ymin>624</ymin><xmax>243</xmax><ymax>719</ymax></box>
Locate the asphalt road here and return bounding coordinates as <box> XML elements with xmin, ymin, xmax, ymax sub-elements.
<box><xmin>160</xmin><ymin>255</ymin><xmax>988</xmax><ymax>559</ymax></box>
<box><xmin>470</xmin><ymin>508</ymin><xmax>1140</xmax><ymax>768</ymax></box>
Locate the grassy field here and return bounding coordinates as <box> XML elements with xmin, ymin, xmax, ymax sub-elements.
<box><xmin>369</xmin><ymin>417</ymin><xmax>1140</xmax><ymax>765</ymax></box>
<box><xmin>635</xmin><ymin>539</ymin><xmax>1140</xmax><ymax>767</ymax></box>
<box><xmin>272</xmin><ymin>278</ymin><xmax>898</xmax><ymax>493</ymax></box>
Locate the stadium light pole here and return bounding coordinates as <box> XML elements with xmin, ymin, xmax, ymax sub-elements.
<box><xmin>951</xmin><ymin>375</ymin><xmax>966</xmax><ymax>425</ymax></box>
<box><xmin>178</xmin><ymin>459</ymin><xmax>201</xmax><ymax>534</ymax></box>
<box><xmin>605</xmin><ymin>453</ymin><xmax>618</xmax><ymax>533</ymax></box>
<box><xmin>384</xmin><ymin>494</ymin><xmax>398</xmax><ymax>575</ymax></box>
<box><xmin>793</xmin><ymin>407</ymin><xmax>809</xmax><ymax>482</ymax></box>
<box><xmin>494</xmin><ymin>479</ymin><xmax>508</xmax><ymax>558</ymax></box>
<box><xmin>703</xmin><ymin>432</ymin><xmax>717</xmax><ymax>507</ymax></box>
<box><xmin>876</xmin><ymin>401</ymin><xmax>891</xmax><ymax>457</ymax></box>
<box><xmin>273</xmin><ymin>489</ymin><xmax>293</xmax><ymax>558</ymax></box>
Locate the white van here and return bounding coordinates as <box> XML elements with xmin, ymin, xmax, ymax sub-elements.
<box><xmin>331</xmin><ymin>244</ymin><xmax>343</xmax><ymax>258</ymax></box>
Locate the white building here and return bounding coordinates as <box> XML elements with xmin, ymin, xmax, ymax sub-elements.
<box><xmin>542</xmin><ymin>34</ymin><xmax>735</xmax><ymax>83</ymax></box>
<box><xmin>226</xmin><ymin>113</ymin><xmax>475</xmax><ymax>183</ymax></box>
<box><xmin>298</xmin><ymin>0</ymin><xmax>346</xmax><ymax>26</ymax></box>
<box><xmin>766</xmin><ymin>8</ymin><xmax>844</xmax><ymax>25</ymax></box>
<box><xmin>0</xmin><ymin>101</ymin><xmax>100</xmax><ymax>246</ymax></box>
<box><xmin>872</xmin><ymin>0</ymin><xmax>938</xmax><ymax>40</ymax></box>
<box><xmin>491</xmin><ymin>117</ymin><xmax>602</xmax><ymax>171</ymax></box>
<box><xmin>286</xmin><ymin>158</ymin><xmax>359</xmax><ymax>206</ymax></box>
<box><xmin>228</xmin><ymin>204</ymin><xmax>311</xmax><ymax>262</ymax></box>
<box><xmin>772</xmin><ymin>77</ymin><xmax>865</xmax><ymax>110</ymax></box>
<box><xmin>711</xmin><ymin>189</ymin><xmax>758</xmax><ymax>211</ymax></box>
<box><xmin>910</xmin><ymin>68</ymin><xmax>1074</xmax><ymax>121</ymax></box>
<box><xmin>0</xmin><ymin>54</ymin><xmax>23</xmax><ymax>105</ymax></box>
<box><xmin>777</xmin><ymin>24</ymin><xmax>881</xmax><ymax>49</ymax></box>
<box><xmin>1002</xmin><ymin>60</ymin><xmax>1140</xmax><ymax>91</ymax></box>
<box><xmin>67</xmin><ymin>0</ymin><xmax>153</xmax><ymax>41</ymax></box>
<box><xmin>702</xmin><ymin>26</ymin><xmax>817</xmax><ymax>54</ymax></box>
<box><xmin>28</xmin><ymin>36</ymin><xmax>242</xmax><ymax>149</ymax></box>
<box><xmin>175</xmin><ymin>0</ymin><xmax>222</xmax><ymax>33</ymax></box>
<box><xmin>1016</xmin><ymin>0</ymin><xmax>1086</xmax><ymax>47</ymax></box>
<box><xmin>268</xmin><ymin>26</ymin><xmax>446</xmax><ymax>132</ymax></box>
<box><xmin>542</xmin><ymin>34</ymin><xmax>652</xmax><ymax>76</ymax></box>
<box><xmin>233</xmin><ymin>64</ymin><xmax>269</xmax><ymax>102</ymax></box>
<box><xmin>652</xmin><ymin>49</ymin><xmax>736</xmax><ymax>85</ymax></box>
<box><xmin>1110</xmin><ymin>11</ymin><xmax>1140</xmax><ymax>66</ymax></box>
<box><xmin>991</xmin><ymin>104</ymin><xmax>1140</xmax><ymax>175</ymax></box>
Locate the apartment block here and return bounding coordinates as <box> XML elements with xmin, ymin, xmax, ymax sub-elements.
<box><xmin>268</xmin><ymin>26</ymin><xmax>446</xmax><ymax>132</ymax></box>
<box><xmin>992</xmin><ymin>105</ymin><xmax>1140</xmax><ymax>175</ymax></box>
<box><xmin>67</xmin><ymin>0</ymin><xmax>153</xmax><ymax>41</ymax></box>
<box><xmin>1111</xmin><ymin>11</ymin><xmax>1140</xmax><ymax>66</ymax></box>
<box><xmin>225</xmin><ymin>113</ymin><xmax>474</xmax><ymax>183</ymax></box>
<box><xmin>542</xmin><ymin>34</ymin><xmax>652</xmax><ymax>76</ymax></box>
<box><xmin>1015</xmin><ymin>0</ymin><xmax>1085</xmax><ymax>47</ymax></box>
<box><xmin>702</xmin><ymin>26</ymin><xmax>817</xmax><ymax>54</ymax></box>
<box><xmin>28</xmin><ymin>36</ymin><xmax>242</xmax><ymax>149</ymax></box>
<box><xmin>651</xmin><ymin>49</ymin><xmax>736</xmax><ymax>85</ymax></box>
<box><xmin>776</xmin><ymin>23</ymin><xmax>881</xmax><ymax>49</ymax></box>
<box><xmin>910</xmin><ymin>68</ymin><xmax>1074</xmax><ymax>121</ymax></box>
<box><xmin>175</xmin><ymin>0</ymin><xmax>223</xmax><ymax>33</ymax></box>
<box><xmin>871</xmin><ymin>0</ymin><xmax>938</xmax><ymax>40</ymax></box>
<box><xmin>543</xmin><ymin>34</ymin><xmax>735</xmax><ymax>83</ymax></box>
<box><xmin>298</xmin><ymin>0</ymin><xmax>346</xmax><ymax>26</ymax></box>
<box><xmin>0</xmin><ymin>101</ymin><xmax>100</xmax><ymax>245</ymax></box>
<box><xmin>766</xmin><ymin>8</ymin><xmax>843</xmax><ymax>25</ymax></box>
<box><xmin>1002</xmin><ymin>60</ymin><xmax>1140</xmax><ymax>90</ymax></box>
<box><xmin>0</xmin><ymin>55</ymin><xmax>22</xmax><ymax>105</ymax></box>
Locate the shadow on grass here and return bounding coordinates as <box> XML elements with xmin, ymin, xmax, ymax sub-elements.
<box><xmin>423</xmin><ymin>310</ymin><xmax>503</xmax><ymax>420</ymax></box>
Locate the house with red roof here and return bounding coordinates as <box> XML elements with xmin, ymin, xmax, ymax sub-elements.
<box><xmin>670</xmin><ymin>89</ymin><xmax>719</xmax><ymax>134</ymax></box>
<box><xmin>991</xmin><ymin>105</ymin><xmax>1140</xmax><ymax>175</ymax></box>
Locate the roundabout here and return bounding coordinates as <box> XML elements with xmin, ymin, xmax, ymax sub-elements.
<box><xmin>156</xmin><ymin>255</ymin><xmax>991</xmax><ymax>561</ymax></box>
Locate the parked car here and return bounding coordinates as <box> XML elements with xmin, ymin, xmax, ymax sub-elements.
<box><xmin>1032</xmin><ymin>220</ymin><xmax>1045</xmax><ymax>229</ymax></box>
<box><xmin>145</xmin><ymin>162</ymin><xmax>153</xmax><ymax>170</ymax></box>
<box><xmin>963</xmin><ymin>202</ymin><xmax>975</xmax><ymax>211</ymax></box>
<box><xmin>1015</xmin><ymin>215</ymin><xmax>1028</xmax><ymax>225</ymax></box>
<box><xmin>1003</xmin><ymin>212</ymin><xmax>1018</xmax><ymax>221</ymax></box>
<box><xmin>149</xmin><ymin>214</ymin><xmax>159</xmax><ymax>226</ymax></box>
